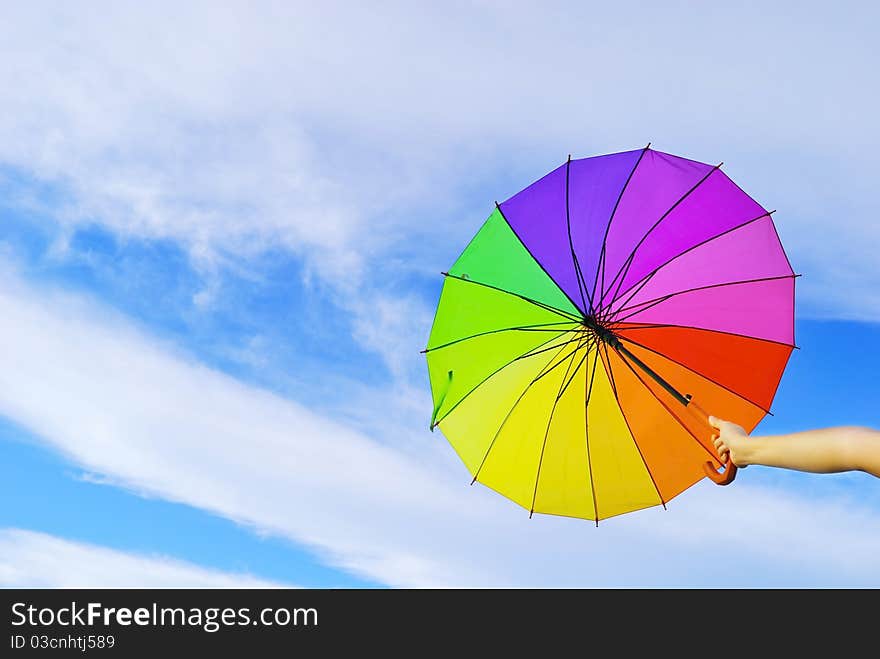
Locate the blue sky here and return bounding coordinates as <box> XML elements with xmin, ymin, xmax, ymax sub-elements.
<box><xmin>0</xmin><ymin>2</ymin><xmax>879</xmax><ymax>587</ymax></box>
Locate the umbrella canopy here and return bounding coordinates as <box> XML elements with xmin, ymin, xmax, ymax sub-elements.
<box><xmin>424</xmin><ymin>145</ymin><xmax>796</xmax><ymax>522</ymax></box>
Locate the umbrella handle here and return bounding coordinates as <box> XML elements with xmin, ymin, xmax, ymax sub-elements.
<box><xmin>686</xmin><ymin>398</ymin><xmax>738</xmax><ymax>486</ymax></box>
<box><xmin>703</xmin><ymin>459</ymin><xmax>738</xmax><ymax>485</ymax></box>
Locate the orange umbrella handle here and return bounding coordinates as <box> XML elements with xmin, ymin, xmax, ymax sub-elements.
<box><xmin>703</xmin><ymin>459</ymin><xmax>737</xmax><ymax>485</ymax></box>
<box><xmin>686</xmin><ymin>398</ymin><xmax>738</xmax><ymax>486</ymax></box>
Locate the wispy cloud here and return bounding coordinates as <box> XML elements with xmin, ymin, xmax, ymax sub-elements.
<box><xmin>0</xmin><ymin>529</ymin><xmax>283</xmax><ymax>588</ymax></box>
<box><xmin>0</xmin><ymin>262</ymin><xmax>878</xmax><ymax>587</ymax></box>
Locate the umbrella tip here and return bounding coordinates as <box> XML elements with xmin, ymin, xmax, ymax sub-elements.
<box><xmin>645</xmin><ymin>142</ymin><xmax>651</xmax><ymax>149</ymax></box>
<box><xmin>529</xmin><ymin>510</ymin><xmax>534</xmax><ymax>519</ymax></box>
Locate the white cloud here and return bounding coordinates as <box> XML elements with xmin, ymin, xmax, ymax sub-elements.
<box><xmin>0</xmin><ymin>1</ymin><xmax>879</xmax><ymax>332</ymax></box>
<box><xmin>0</xmin><ymin>529</ymin><xmax>282</xmax><ymax>588</ymax></box>
<box><xmin>349</xmin><ymin>292</ymin><xmax>434</xmax><ymax>381</ymax></box>
<box><xmin>1</xmin><ymin>265</ymin><xmax>879</xmax><ymax>587</ymax></box>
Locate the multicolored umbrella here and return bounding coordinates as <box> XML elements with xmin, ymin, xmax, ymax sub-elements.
<box><xmin>424</xmin><ymin>145</ymin><xmax>796</xmax><ymax>522</ymax></box>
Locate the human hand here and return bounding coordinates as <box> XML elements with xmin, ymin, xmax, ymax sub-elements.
<box><xmin>709</xmin><ymin>416</ymin><xmax>750</xmax><ymax>468</ymax></box>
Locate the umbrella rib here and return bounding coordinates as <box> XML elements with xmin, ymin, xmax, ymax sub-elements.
<box><xmin>592</xmin><ymin>143</ymin><xmax>650</xmax><ymax>317</ymax></box>
<box><xmin>563</xmin><ymin>156</ymin><xmax>594</xmax><ymax>314</ymax></box>
<box><xmin>422</xmin><ymin>320</ymin><xmax>578</xmax><ymax>354</ymax></box>
<box><xmin>610</xmin><ymin>321</ymin><xmax>798</xmax><ymax>350</ymax></box>
<box><xmin>471</xmin><ymin>335</ymin><xmax>584</xmax><ymax>483</ymax></box>
<box><xmin>584</xmin><ymin>338</ymin><xmax>602</xmax><ymax>525</ymax></box>
<box><xmin>612</xmin><ymin>346</ymin><xmax>720</xmax><ymax>463</ymax></box>
<box><xmin>613</xmin><ymin>332</ymin><xmax>776</xmax><ymax>415</ymax></box>
<box><xmin>441</xmin><ymin>271</ymin><xmax>582</xmax><ymax>322</ymax></box>
<box><xmin>606</xmin><ymin>274</ymin><xmax>800</xmax><ymax>325</ymax></box>
<box><xmin>608</xmin><ymin>210</ymin><xmax>776</xmax><ymax>313</ymax></box>
<box><xmin>529</xmin><ymin>335</ymin><xmax>592</xmax><ymax>385</ymax></box>
<box><xmin>529</xmin><ymin>335</ymin><xmax>591</xmax><ymax>517</ymax></box>
<box><xmin>494</xmin><ymin>203</ymin><xmax>588</xmax><ymax>317</ymax></box>
<box><xmin>432</xmin><ymin>330</ymin><xmax>583</xmax><ymax>428</ymax></box>
<box><xmin>601</xmin><ymin>162</ymin><xmax>723</xmax><ymax>307</ymax></box>
<box><xmin>514</xmin><ymin>332</ymin><xmax>588</xmax><ymax>364</ymax></box>
<box><xmin>560</xmin><ymin>334</ymin><xmax>597</xmax><ymax>397</ymax></box>
<box><xmin>598</xmin><ymin>342</ymin><xmax>666</xmax><ymax>510</ymax></box>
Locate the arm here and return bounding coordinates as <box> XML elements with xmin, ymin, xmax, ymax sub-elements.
<box><xmin>709</xmin><ymin>416</ymin><xmax>880</xmax><ymax>478</ymax></box>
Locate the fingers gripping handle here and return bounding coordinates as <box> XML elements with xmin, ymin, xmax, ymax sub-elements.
<box><xmin>686</xmin><ymin>397</ymin><xmax>738</xmax><ymax>486</ymax></box>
